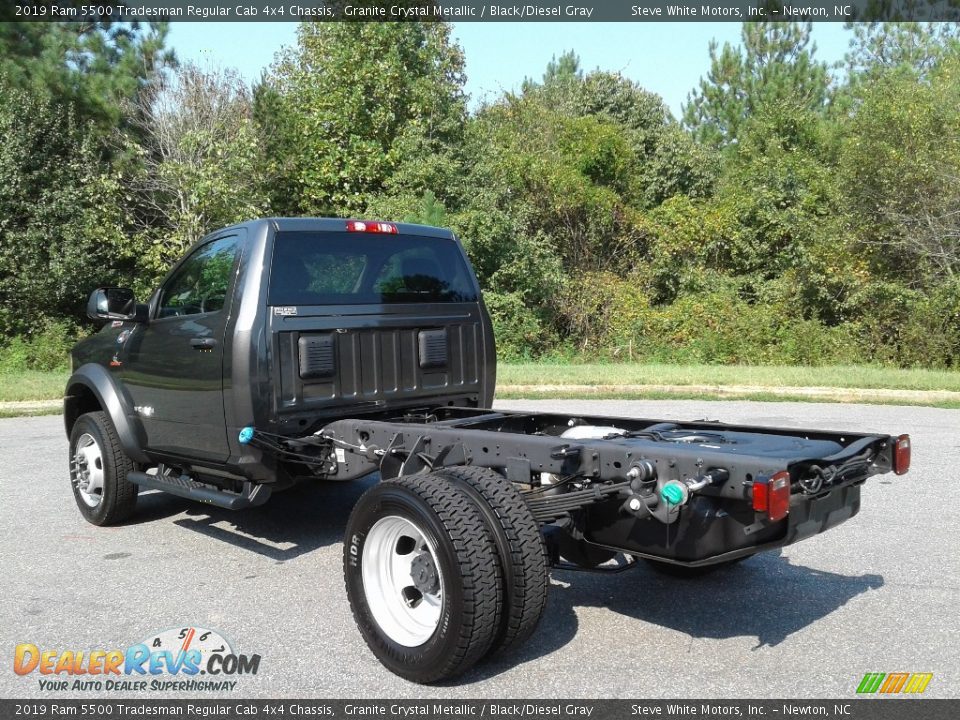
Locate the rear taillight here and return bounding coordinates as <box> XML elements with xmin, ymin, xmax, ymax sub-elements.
<box><xmin>893</xmin><ymin>434</ymin><xmax>911</xmax><ymax>475</ymax></box>
<box><xmin>346</xmin><ymin>220</ymin><xmax>398</xmax><ymax>234</ymax></box>
<box><xmin>752</xmin><ymin>470</ymin><xmax>791</xmax><ymax>522</ymax></box>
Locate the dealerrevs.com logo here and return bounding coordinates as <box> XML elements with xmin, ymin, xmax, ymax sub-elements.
<box><xmin>13</xmin><ymin>626</ymin><xmax>261</xmax><ymax>692</ymax></box>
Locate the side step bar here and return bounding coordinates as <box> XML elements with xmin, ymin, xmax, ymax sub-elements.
<box><xmin>128</xmin><ymin>471</ymin><xmax>272</xmax><ymax>510</ymax></box>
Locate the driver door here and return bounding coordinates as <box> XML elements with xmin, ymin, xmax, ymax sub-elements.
<box><xmin>120</xmin><ymin>234</ymin><xmax>243</xmax><ymax>462</ymax></box>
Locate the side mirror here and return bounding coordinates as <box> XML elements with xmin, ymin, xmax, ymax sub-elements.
<box><xmin>87</xmin><ymin>287</ymin><xmax>147</xmax><ymax>322</ymax></box>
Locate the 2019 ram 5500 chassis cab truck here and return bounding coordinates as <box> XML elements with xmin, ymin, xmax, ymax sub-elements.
<box><xmin>65</xmin><ymin>217</ymin><xmax>911</xmax><ymax>683</ymax></box>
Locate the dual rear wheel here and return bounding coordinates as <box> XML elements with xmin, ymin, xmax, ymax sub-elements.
<box><xmin>343</xmin><ymin>468</ymin><xmax>548</xmax><ymax>684</ymax></box>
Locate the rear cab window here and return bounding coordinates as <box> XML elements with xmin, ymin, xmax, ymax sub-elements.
<box><xmin>268</xmin><ymin>232</ymin><xmax>478</xmax><ymax>306</ymax></box>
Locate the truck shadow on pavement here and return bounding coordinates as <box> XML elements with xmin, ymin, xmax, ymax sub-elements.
<box><xmin>461</xmin><ymin>552</ymin><xmax>884</xmax><ymax>684</ymax></box>
<box><xmin>132</xmin><ymin>476</ymin><xmax>378</xmax><ymax>561</ymax></box>
<box><xmin>132</xmin><ymin>485</ymin><xmax>883</xmax><ymax>682</ymax></box>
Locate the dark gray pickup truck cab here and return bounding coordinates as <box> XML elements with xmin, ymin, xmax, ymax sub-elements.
<box><xmin>65</xmin><ymin>218</ymin><xmax>911</xmax><ymax>684</ymax></box>
<box><xmin>66</xmin><ymin>218</ymin><xmax>494</xmax><ymax>488</ymax></box>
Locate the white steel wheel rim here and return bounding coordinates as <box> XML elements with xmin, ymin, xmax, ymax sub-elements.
<box><xmin>72</xmin><ymin>433</ymin><xmax>105</xmax><ymax>508</ymax></box>
<box><xmin>362</xmin><ymin>515</ymin><xmax>444</xmax><ymax>647</ymax></box>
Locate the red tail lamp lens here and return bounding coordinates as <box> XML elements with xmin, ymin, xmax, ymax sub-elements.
<box><xmin>893</xmin><ymin>434</ymin><xmax>911</xmax><ymax>475</ymax></box>
<box><xmin>346</xmin><ymin>220</ymin><xmax>399</xmax><ymax>234</ymax></box>
<box><xmin>752</xmin><ymin>471</ymin><xmax>791</xmax><ymax>522</ymax></box>
<box><xmin>752</xmin><ymin>479</ymin><xmax>768</xmax><ymax>513</ymax></box>
<box><xmin>767</xmin><ymin>471</ymin><xmax>791</xmax><ymax>522</ymax></box>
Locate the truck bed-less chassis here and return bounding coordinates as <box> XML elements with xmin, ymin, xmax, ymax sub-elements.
<box><xmin>318</xmin><ymin>406</ymin><xmax>905</xmax><ymax>567</ymax></box>
<box><xmin>64</xmin><ymin>218</ymin><xmax>910</xmax><ymax>684</ymax></box>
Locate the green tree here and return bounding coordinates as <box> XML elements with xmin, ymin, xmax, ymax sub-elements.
<box><xmin>460</xmin><ymin>97</ymin><xmax>639</xmax><ymax>275</ymax></box>
<box><xmin>0</xmin><ymin>78</ymin><xmax>134</xmax><ymax>339</ymax></box>
<box><xmin>543</xmin><ymin>50</ymin><xmax>582</xmax><ymax>84</ymax></box>
<box><xmin>265</xmin><ymin>22</ymin><xmax>467</xmax><ymax>216</ymax></box>
<box><xmin>523</xmin><ymin>68</ymin><xmax>717</xmax><ymax>206</ymax></box>
<box><xmin>252</xmin><ymin>74</ymin><xmax>301</xmax><ymax>217</ymax></box>
<box><xmin>521</xmin><ymin>49</ymin><xmax>582</xmax><ymax>93</ymax></box>
<box><xmin>0</xmin><ymin>20</ymin><xmax>175</xmax><ymax>132</ymax></box>
<box><xmin>683</xmin><ymin>22</ymin><xmax>830</xmax><ymax>148</ymax></box>
<box><xmin>449</xmin><ymin>92</ymin><xmax>645</xmax><ymax>357</ymax></box>
<box><xmin>0</xmin><ymin>19</ymin><xmax>174</xmax><ymax>351</ymax></box>
<box><xmin>844</xmin><ymin>22</ymin><xmax>960</xmax><ymax>82</ymax></box>
<box><xmin>124</xmin><ymin>64</ymin><xmax>270</xmax><ymax>278</ymax></box>
<box><xmin>840</xmin><ymin>54</ymin><xmax>960</xmax><ymax>282</ymax></box>
<box><xmin>452</xmin><ymin>54</ymin><xmax>721</xmax><ymax>357</ymax></box>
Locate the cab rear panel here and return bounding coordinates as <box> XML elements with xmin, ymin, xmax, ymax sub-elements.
<box><xmin>244</xmin><ymin>222</ymin><xmax>495</xmax><ymax>438</ymax></box>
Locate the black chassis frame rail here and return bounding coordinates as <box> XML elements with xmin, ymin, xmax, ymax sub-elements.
<box><xmin>321</xmin><ymin>407</ymin><xmax>897</xmax><ymax>492</ymax></box>
<box><xmin>318</xmin><ymin>408</ymin><xmax>897</xmax><ymax>566</ymax></box>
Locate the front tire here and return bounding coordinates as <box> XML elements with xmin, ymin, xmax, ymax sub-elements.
<box><xmin>68</xmin><ymin>411</ymin><xmax>138</xmax><ymax>526</ymax></box>
<box><xmin>343</xmin><ymin>475</ymin><xmax>503</xmax><ymax>683</ymax></box>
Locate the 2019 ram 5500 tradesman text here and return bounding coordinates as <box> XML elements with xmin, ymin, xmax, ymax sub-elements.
<box><xmin>65</xmin><ymin>218</ymin><xmax>911</xmax><ymax>683</ymax></box>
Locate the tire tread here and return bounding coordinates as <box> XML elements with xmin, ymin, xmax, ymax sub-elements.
<box><xmin>344</xmin><ymin>474</ymin><xmax>503</xmax><ymax>682</ymax></box>
<box><xmin>434</xmin><ymin>466</ymin><xmax>549</xmax><ymax>653</ymax></box>
<box><xmin>71</xmin><ymin>411</ymin><xmax>137</xmax><ymax>526</ymax></box>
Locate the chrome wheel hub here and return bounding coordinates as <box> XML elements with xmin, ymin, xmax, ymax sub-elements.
<box><xmin>72</xmin><ymin>433</ymin><xmax>104</xmax><ymax>508</ymax></box>
<box><xmin>362</xmin><ymin>515</ymin><xmax>444</xmax><ymax>647</ymax></box>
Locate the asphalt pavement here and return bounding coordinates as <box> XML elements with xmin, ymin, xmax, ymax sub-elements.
<box><xmin>1</xmin><ymin>400</ymin><xmax>957</xmax><ymax>699</ymax></box>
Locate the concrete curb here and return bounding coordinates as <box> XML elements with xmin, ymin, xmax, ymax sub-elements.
<box><xmin>3</xmin><ymin>382</ymin><xmax>959</xmax><ymax>416</ymax></box>
<box><xmin>0</xmin><ymin>399</ymin><xmax>61</xmax><ymax>412</ymax></box>
<box><xmin>498</xmin><ymin>383</ymin><xmax>960</xmax><ymax>403</ymax></box>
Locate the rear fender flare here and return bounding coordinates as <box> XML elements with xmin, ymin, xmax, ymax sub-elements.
<box><xmin>64</xmin><ymin>364</ymin><xmax>149</xmax><ymax>463</ymax></box>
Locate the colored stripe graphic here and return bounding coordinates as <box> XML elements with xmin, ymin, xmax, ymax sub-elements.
<box><xmin>858</xmin><ymin>672</ymin><xmax>933</xmax><ymax>694</ymax></box>
<box><xmin>902</xmin><ymin>673</ymin><xmax>933</xmax><ymax>694</ymax></box>
<box><xmin>880</xmin><ymin>673</ymin><xmax>910</xmax><ymax>693</ymax></box>
<box><xmin>857</xmin><ymin>673</ymin><xmax>886</xmax><ymax>693</ymax></box>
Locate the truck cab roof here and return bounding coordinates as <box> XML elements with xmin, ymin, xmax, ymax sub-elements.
<box><xmin>223</xmin><ymin>217</ymin><xmax>457</xmax><ymax>240</ymax></box>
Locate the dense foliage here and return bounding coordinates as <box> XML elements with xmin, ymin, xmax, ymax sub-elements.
<box><xmin>2</xmin><ymin>20</ymin><xmax>960</xmax><ymax>370</ymax></box>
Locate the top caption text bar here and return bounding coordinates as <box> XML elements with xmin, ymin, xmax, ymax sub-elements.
<box><xmin>7</xmin><ymin>1</ymin><xmax>960</xmax><ymax>23</ymax></box>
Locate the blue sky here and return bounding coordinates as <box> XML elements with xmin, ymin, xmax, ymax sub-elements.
<box><xmin>167</xmin><ymin>22</ymin><xmax>854</xmax><ymax>118</ymax></box>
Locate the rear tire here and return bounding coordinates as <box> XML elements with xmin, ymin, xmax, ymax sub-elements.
<box><xmin>433</xmin><ymin>465</ymin><xmax>549</xmax><ymax>655</ymax></box>
<box><xmin>343</xmin><ymin>475</ymin><xmax>503</xmax><ymax>683</ymax></box>
<box><xmin>68</xmin><ymin>411</ymin><xmax>138</xmax><ymax>526</ymax></box>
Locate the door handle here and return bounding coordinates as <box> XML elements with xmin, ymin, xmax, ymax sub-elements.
<box><xmin>190</xmin><ymin>338</ymin><xmax>217</xmax><ymax>350</ymax></box>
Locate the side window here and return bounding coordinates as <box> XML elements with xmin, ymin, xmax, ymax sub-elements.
<box><xmin>157</xmin><ymin>237</ymin><xmax>241</xmax><ymax>319</ymax></box>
